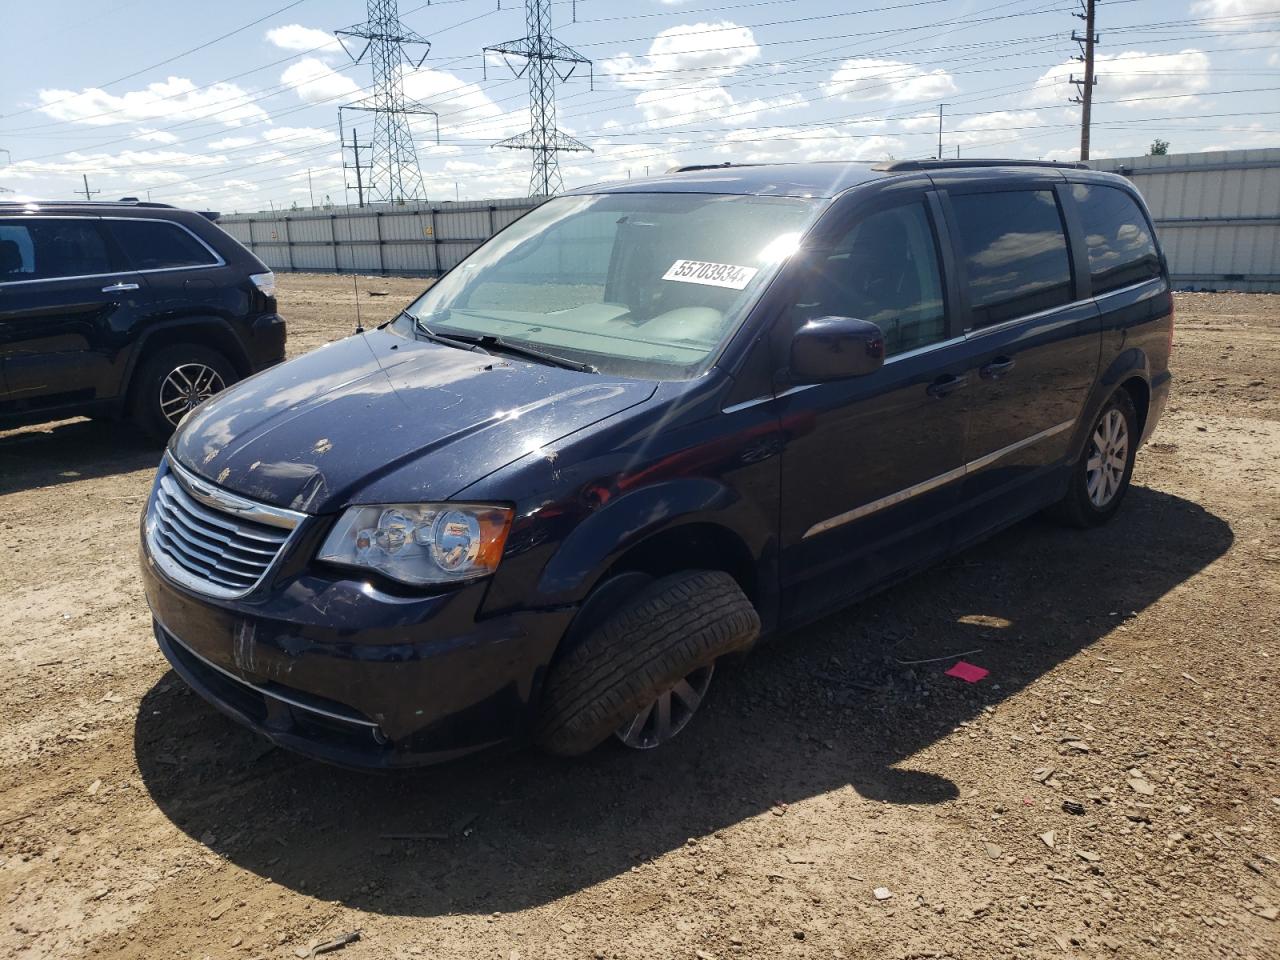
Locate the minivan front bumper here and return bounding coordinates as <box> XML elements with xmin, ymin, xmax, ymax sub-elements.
<box><xmin>140</xmin><ymin>548</ymin><xmax>575</xmax><ymax>769</ymax></box>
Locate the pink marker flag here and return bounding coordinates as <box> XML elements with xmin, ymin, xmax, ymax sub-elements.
<box><xmin>945</xmin><ymin>660</ymin><xmax>989</xmax><ymax>683</ymax></box>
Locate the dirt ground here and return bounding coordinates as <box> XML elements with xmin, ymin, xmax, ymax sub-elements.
<box><xmin>1</xmin><ymin>275</ymin><xmax>1277</xmax><ymax>960</ymax></box>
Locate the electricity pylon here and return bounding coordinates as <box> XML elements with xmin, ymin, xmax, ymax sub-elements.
<box><xmin>484</xmin><ymin>0</ymin><xmax>592</xmax><ymax>197</ymax></box>
<box><xmin>336</xmin><ymin>0</ymin><xmax>438</xmax><ymax>203</ymax></box>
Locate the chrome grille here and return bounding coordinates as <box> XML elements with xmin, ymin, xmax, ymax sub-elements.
<box><xmin>145</xmin><ymin>458</ymin><xmax>304</xmax><ymax>599</ymax></box>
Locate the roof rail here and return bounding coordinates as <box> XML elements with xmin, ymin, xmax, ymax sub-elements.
<box><xmin>666</xmin><ymin>162</ymin><xmax>756</xmax><ymax>174</ymax></box>
<box><xmin>0</xmin><ymin>198</ymin><xmax>179</xmax><ymax>208</ymax></box>
<box><xmin>872</xmin><ymin>159</ymin><xmax>1088</xmax><ymax>172</ymax></box>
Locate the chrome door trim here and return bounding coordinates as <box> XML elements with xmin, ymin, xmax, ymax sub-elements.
<box><xmin>805</xmin><ymin>463</ymin><xmax>967</xmax><ymax>538</ymax></box>
<box><xmin>802</xmin><ymin>417</ymin><xmax>1077</xmax><ymax>539</ymax></box>
<box><xmin>0</xmin><ymin>214</ymin><xmax>224</xmax><ymax>287</ymax></box>
<box><xmin>167</xmin><ymin>455</ymin><xmax>307</xmax><ymax>529</ymax></box>
<box><xmin>1090</xmin><ymin>276</ymin><xmax>1165</xmax><ymax>303</ymax></box>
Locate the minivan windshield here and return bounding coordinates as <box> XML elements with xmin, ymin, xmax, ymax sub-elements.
<box><xmin>401</xmin><ymin>192</ymin><xmax>822</xmax><ymax>379</ymax></box>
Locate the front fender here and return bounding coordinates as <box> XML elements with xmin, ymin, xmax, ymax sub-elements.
<box><xmin>536</xmin><ymin>477</ymin><xmax>767</xmax><ymax>601</ymax></box>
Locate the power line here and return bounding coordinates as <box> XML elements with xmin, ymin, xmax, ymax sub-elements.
<box><xmin>2</xmin><ymin>0</ymin><xmax>314</xmax><ymax>123</ymax></box>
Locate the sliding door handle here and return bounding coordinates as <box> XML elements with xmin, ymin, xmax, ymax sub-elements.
<box><xmin>102</xmin><ymin>282</ymin><xmax>140</xmax><ymax>293</ymax></box>
<box><xmin>980</xmin><ymin>356</ymin><xmax>1017</xmax><ymax>379</ymax></box>
<box><xmin>926</xmin><ymin>374</ymin><xmax>968</xmax><ymax>398</ymax></box>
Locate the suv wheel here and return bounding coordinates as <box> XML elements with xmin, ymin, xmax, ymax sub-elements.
<box><xmin>132</xmin><ymin>344</ymin><xmax>236</xmax><ymax>440</ymax></box>
<box><xmin>535</xmin><ymin>570</ymin><xmax>760</xmax><ymax>757</ymax></box>
<box><xmin>1052</xmin><ymin>389</ymin><xmax>1138</xmax><ymax>528</ymax></box>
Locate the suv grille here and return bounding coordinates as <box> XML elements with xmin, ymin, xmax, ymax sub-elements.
<box><xmin>145</xmin><ymin>459</ymin><xmax>303</xmax><ymax>599</ymax></box>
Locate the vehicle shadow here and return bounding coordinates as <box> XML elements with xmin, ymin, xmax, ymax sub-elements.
<box><xmin>0</xmin><ymin>418</ymin><xmax>161</xmax><ymax>495</ymax></box>
<box><xmin>134</xmin><ymin>486</ymin><xmax>1231</xmax><ymax>917</ymax></box>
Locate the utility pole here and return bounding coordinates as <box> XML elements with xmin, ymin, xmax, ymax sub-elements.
<box><xmin>307</xmin><ymin>168</ymin><xmax>316</xmax><ymax>209</ymax></box>
<box><xmin>78</xmin><ymin>174</ymin><xmax>100</xmax><ymax>201</ymax></box>
<box><xmin>340</xmin><ymin>124</ymin><xmax>373</xmax><ymax>208</ymax></box>
<box><xmin>484</xmin><ymin>0</ymin><xmax>593</xmax><ymax>197</ymax></box>
<box><xmin>336</xmin><ymin>0</ymin><xmax>438</xmax><ymax>203</ymax></box>
<box><xmin>937</xmin><ymin>103</ymin><xmax>948</xmax><ymax>160</ymax></box>
<box><xmin>1071</xmin><ymin>0</ymin><xmax>1099</xmax><ymax>161</ymax></box>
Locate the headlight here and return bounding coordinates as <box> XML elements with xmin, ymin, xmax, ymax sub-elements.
<box><xmin>317</xmin><ymin>503</ymin><xmax>512</xmax><ymax>586</ymax></box>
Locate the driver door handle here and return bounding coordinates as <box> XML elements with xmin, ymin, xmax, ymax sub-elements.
<box><xmin>102</xmin><ymin>282</ymin><xmax>140</xmax><ymax>293</ymax></box>
<box><xmin>980</xmin><ymin>356</ymin><xmax>1017</xmax><ymax>379</ymax></box>
<box><xmin>926</xmin><ymin>373</ymin><xmax>968</xmax><ymax>398</ymax></box>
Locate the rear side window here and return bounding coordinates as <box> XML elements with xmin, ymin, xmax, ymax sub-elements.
<box><xmin>109</xmin><ymin>219</ymin><xmax>219</xmax><ymax>270</ymax></box>
<box><xmin>1067</xmin><ymin>183</ymin><xmax>1162</xmax><ymax>294</ymax></box>
<box><xmin>950</xmin><ymin>190</ymin><xmax>1073</xmax><ymax>328</ymax></box>
<box><xmin>0</xmin><ymin>219</ymin><xmax>112</xmax><ymax>282</ymax></box>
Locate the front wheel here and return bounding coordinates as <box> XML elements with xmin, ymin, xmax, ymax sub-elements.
<box><xmin>130</xmin><ymin>344</ymin><xmax>236</xmax><ymax>441</ymax></box>
<box><xmin>1051</xmin><ymin>389</ymin><xmax>1139</xmax><ymax>528</ymax></box>
<box><xmin>535</xmin><ymin>570</ymin><xmax>760</xmax><ymax>757</ymax></box>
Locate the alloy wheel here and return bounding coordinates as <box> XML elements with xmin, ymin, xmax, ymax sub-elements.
<box><xmin>159</xmin><ymin>363</ymin><xmax>226</xmax><ymax>427</ymax></box>
<box><xmin>615</xmin><ymin>663</ymin><xmax>715</xmax><ymax>750</ymax></box>
<box><xmin>1086</xmin><ymin>408</ymin><xmax>1129</xmax><ymax>508</ymax></box>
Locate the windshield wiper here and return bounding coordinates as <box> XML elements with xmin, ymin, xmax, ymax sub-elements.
<box><xmin>447</xmin><ymin>333</ymin><xmax>597</xmax><ymax>374</ymax></box>
<box><xmin>400</xmin><ymin>311</ymin><xmax>492</xmax><ymax>354</ymax></box>
<box><xmin>400</xmin><ymin>312</ymin><xmax>595</xmax><ymax>373</ymax></box>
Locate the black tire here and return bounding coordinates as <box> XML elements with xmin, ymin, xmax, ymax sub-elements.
<box><xmin>1051</xmin><ymin>389</ymin><xmax>1139</xmax><ymax>528</ymax></box>
<box><xmin>130</xmin><ymin>344</ymin><xmax>237</xmax><ymax>441</ymax></box>
<box><xmin>535</xmin><ymin>570</ymin><xmax>761</xmax><ymax>757</ymax></box>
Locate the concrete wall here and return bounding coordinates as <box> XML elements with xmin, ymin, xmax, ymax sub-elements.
<box><xmin>1089</xmin><ymin>148</ymin><xmax>1280</xmax><ymax>293</ymax></box>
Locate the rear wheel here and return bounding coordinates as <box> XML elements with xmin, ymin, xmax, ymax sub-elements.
<box><xmin>1051</xmin><ymin>389</ymin><xmax>1138</xmax><ymax>528</ymax></box>
<box><xmin>535</xmin><ymin>570</ymin><xmax>760</xmax><ymax>757</ymax></box>
<box><xmin>130</xmin><ymin>344</ymin><xmax>236</xmax><ymax>440</ymax></box>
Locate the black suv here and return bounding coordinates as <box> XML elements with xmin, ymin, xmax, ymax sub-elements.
<box><xmin>141</xmin><ymin>160</ymin><xmax>1172</xmax><ymax>768</ymax></box>
<box><xmin>0</xmin><ymin>200</ymin><xmax>285</xmax><ymax>437</ymax></box>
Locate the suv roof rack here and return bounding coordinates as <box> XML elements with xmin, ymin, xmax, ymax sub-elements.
<box><xmin>872</xmin><ymin>159</ymin><xmax>1089</xmax><ymax>172</ymax></box>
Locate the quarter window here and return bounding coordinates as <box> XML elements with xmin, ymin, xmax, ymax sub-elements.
<box><xmin>109</xmin><ymin>219</ymin><xmax>219</xmax><ymax>270</ymax></box>
<box><xmin>1067</xmin><ymin>183</ymin><xmax>1161</xmax><ymax>294</ymax></box>
<box><xmin>0</xmin><ymin>219</ymin><xmax>112</xmax><ymax>282</ymax></box>
<box><xmin>951</xmin><ymin>190</ymin><xmax>1073</xmax><ymax>328</ymax></box>
<box><xmin>794</xmin><ymin>202</ymin><xmax>948</xmax><ymax>356</ymax></box>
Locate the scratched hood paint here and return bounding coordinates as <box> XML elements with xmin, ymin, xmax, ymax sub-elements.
<box><xmin>170</xmin><ymin>330</ymin><xmax>657</xmax><ymax>513</ymax></box>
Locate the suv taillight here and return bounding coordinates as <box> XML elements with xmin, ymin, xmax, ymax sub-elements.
<box><xmin>250</xmin><ymin>272</ymin><xmax>276</xmax><ymax>298</ymax></box>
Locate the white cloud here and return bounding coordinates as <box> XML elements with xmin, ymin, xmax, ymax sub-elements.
<box><xmin>1190</xmin><ymin>0</ymin><xmax>1278</xmax><ymax>27</ymax></box>
<box><xmin>134</xmin><ymin>128</ymin><xmax>179</xmax><ymax>144</ymax></box>
<box><xmin>825</xmin><ymin>57</ymin><xmax>958</xmax><ymax>104</ymax></box>
<box><xmin>402</xmin><ymin>67</ymin><xmax>525</xmax><ymax>141</ymax></box>
<box><xmin>266</xmin><ymin>24</ymin><xmax>342</xmax><ymax>54</ymax></box>
<box><xmin>281</xmin><ymin>58</ymin><xmax>360</xmax><ymax>104</ymax></box>
<box><xmin>599</xmin><ymin>22</ymin><xmax>802</xmax><ymax>131</ymax></box>
<box><xmin>602</xmin><ymin>21</ymin><xmax>761</xmax><ymax>89</ymax></box>
<box><xmin>37</xmin><ymin>77</ymin><xmax>269</xmax><ymax>127</ymax></box>
<box><xmin>208</xmin><ymin>136</ymin><xmax>256</xmax><ymax>149</ymax></box>
<box><xmin>1029</xmin><ymin>50</ymin><xmax>1212</xmax><ymax>109</ymax></box>
<box><xmin>5</xmin><ymin>149</ymin><xmax>230</xmax><ymax>181</ymax></box>
<box><xmin>262</xmin><ymin>126</ymin><xmax>335</xmax><ymax>147</ymax></box>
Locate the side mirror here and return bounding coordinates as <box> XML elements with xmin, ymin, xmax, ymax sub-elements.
<box><xmin>789</xmin><ymin>316</ymin><xmax>885</xmax><ymax>383</ymax></box>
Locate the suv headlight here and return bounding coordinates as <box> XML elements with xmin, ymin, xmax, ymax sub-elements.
<box><xmin>318</xmin><ymin>504</ymin><xmax>512</xmax><ymax>586</ymax></box>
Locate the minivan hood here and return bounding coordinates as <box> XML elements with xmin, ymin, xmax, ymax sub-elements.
<box><xmin>170</xmin><ymin>330</ymin><xmax>656</xmax><ymax>513</ymax></box>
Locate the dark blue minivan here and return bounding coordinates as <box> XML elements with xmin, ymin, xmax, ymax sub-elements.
<box><xmin>140</xmin><ymin>160</ymin><xmax>1173</xmax><ymax>768</ymax></box>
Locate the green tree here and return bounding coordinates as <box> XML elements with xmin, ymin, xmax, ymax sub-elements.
<box><xmin>1148</xmin><ymin>139</ymin><xmax>1170</xmax><ymax>156</ymax></box>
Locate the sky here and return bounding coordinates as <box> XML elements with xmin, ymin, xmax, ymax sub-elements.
<box><xmin>1</xmin><ymin>0</ymin><xmax>1278</xmax><ymax>213</ymax></box>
